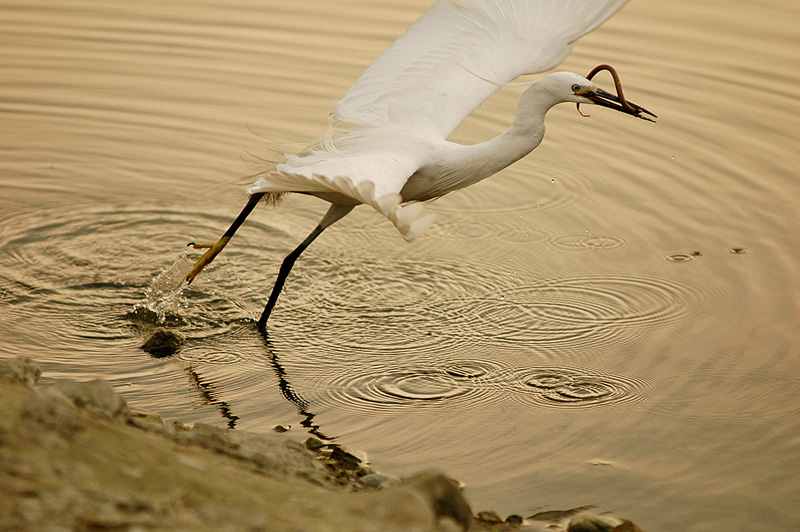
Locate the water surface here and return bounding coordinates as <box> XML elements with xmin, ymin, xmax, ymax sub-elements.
<box><xmin>1</xmin><ymin>1</ymin><xmax>799</xmax><ymax>530</ymax></box>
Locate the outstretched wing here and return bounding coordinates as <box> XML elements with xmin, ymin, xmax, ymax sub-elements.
<box><xmin>334</xmin><ymin>0</ymin><xmax>629</xmax><ymax>138</ymax></box>
<box><xmin>251</xmin><ymin>0</ymin><xmax>629</xmax><ymax>239</ymax></box>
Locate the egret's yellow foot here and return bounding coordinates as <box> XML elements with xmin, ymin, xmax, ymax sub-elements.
<box><xmin>185</xmin><ymin>236</ymin><xmax>231</xmax><ymax>284</ymax></box>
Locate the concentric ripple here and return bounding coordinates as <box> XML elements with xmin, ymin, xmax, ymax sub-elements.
<box><xmin>0</xmin><ymin>203</ymin><xmax>290</xmax><ymax>361</ymax></box>
<box><xmin>269</xmin><ymin>255</ymin><xmax>522</xmax><ymax>354</ymax></box>
<box><xmin>514</xmin><ymin>366</ymin><xmax>650</xmax><ymax>408</ymax></box>
<box><xmin>418</xmin><ymin>274</ymin><xmax>697</xmax><ymax>349</ymax></box>
<box><xmin>301</xmin><ymin>355</ymin><xmax>650</xmax><ymax>413</ymax></box>
<box><xmin>665</xmin><ymin>251</ymin><xmax>702</xmax><ymax>262</ymax></box>
<box><xmin>299</xmin><ymin>356</ymin><xmax>512</xmax><ymax>413</ymax></box>
<box><xmin>322</xmin><ymin>366</ymin><xmax>475</xmax><ymax>410</ymax></box>
<box><xmin>548</xmin><ymin>234</ymin><xmax>628</xmax><ymax>252</ymax></box>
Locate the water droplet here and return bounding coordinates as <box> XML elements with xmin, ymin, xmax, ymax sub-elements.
<box><xmin>136</xmin><ymin>257</ymin><xmax>193</xmax><ymax>323</ymax></box>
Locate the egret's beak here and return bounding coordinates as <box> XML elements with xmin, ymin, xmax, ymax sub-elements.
<box><xmin>583</xmin><ymin>88</ymin><xmax>657</xmax><ymax>122</ymax></box>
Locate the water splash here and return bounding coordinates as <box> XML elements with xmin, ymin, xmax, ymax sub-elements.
<box><xmin>135</xmin><ymin>256</ymin><xmax>194</xmax><ymax>323</ymax></box>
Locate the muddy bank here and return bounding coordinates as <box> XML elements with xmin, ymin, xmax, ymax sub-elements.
<box><xmin>0</xmin><ymin>357</ymin><xmax>642</xmax><ymax>531</ymax></box>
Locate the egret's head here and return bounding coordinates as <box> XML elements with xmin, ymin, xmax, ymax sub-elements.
<box><xmin>539</xmin><ymin>71</ymin><xmax>656</xmax><ymax>122</ymax></box>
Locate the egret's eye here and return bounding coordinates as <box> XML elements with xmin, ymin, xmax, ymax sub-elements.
<box><xmin>571</xmin><ymin>84</ymin><xmax>581</xmax><ymax>92</ymax></box>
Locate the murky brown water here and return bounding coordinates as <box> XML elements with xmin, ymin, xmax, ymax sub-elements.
<box><xmin>2</xmin><ymin>1</ymin><xmax>799</xmax><ymax>529</ymax></box>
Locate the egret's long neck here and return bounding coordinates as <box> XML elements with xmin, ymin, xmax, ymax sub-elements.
<box><xmin>509</xmin><ymin>80</ymin><xmax>559</xmax><ymax>139</ymax></box>
<box><xmin>403</xmin><ymin>80</ymin><xmax>560</xmax><ymax>201</ymax></box>
<box><xmin>446</xmin><ymin>81</ymin><xmax>556</xmax><ymax>181</ymax></box>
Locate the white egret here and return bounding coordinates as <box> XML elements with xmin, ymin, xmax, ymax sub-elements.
<box><xmin>185</xmin><ymin>0</ymin><xmax>655</xmax><ymax>329</ymax></box>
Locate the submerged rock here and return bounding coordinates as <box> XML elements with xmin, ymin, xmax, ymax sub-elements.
<box><xmin>140</xmin><ymin>329</ymin><xmax>184</xmax><ymax>357</ymax></box>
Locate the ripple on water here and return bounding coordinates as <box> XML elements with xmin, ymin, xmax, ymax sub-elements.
<box><xmin>0</xmin><ymin>205</ymin><xmax>285</xmax><ymax>361</ymax></box>
<box><xmin>300</xmin><ymin>355</ymin><xmax>650</xmax><ymax>414</ymax></box>
<box><xmin>271</xmin><ymin>255</ymin><xmax>516</xmax><ymax>333</ymax></box>
<box><xmin>548</xmin><ymin>234</ymin><xmax>629</xmax><ymax>252</ymax></box>
<box><xmin>512</xmin><ymin>366</ymin><xmax>651</xmax><ymax>408</ymax></box>
<box><xmin>424</xmin><ymin>216</ymin><xmax>550</xmax><ymax>244</ymax></box>
<box><xmin>416</xmin><ymin>274</ymin><xmax>696</xmax><ymax>350</ymax></box>
<box><xmin>648</xmin><ymin>364</ymin><xmax>799</xmax><ymax>423</ymax></box>
<box><xmin>664</xmin><ymin>251</ymin><xmax>702</xmax><ymax>262</ymax></box>
<box><xmin>269</xmin><ymin>260</ymin><xmax>703</xmax><ymax>364</ymax></box>
<box><xmin>177</xmin><ymin>349</ymin><xmax>245</xmax><ymax>365</ymax></box>
<box><xmin>303</xmin><ymin>357</ymin><xmax>505</xmax><ymax>413</ymax></box>
<box><xmin>428</xmin><ymin>163</ymin><xmax>594</xmax><ymax>216</ymax></box>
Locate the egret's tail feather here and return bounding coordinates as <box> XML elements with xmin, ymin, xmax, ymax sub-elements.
<box><xmin>249</xmin><ymin>171</ymin><xmax>435</xmax><ymax>241</ymax></box>
<box><xmin>259</xmin><ymin>191</ymin><xmax>288</xmax><ymax>206</ymax></box>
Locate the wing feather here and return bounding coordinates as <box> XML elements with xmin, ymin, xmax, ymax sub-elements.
<box><xmin>335</xmin><ymin>0</ymin><xmax>629</xmax><ymax>137</ymax></box>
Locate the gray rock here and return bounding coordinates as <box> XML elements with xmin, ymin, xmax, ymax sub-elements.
<box><xmin>359</xmin><ymin>473</ymin><xmax>401</xmax><ymax>489</ymax></box>
<box><xmin>304</xmin><ymin>436</ymin><xmax>325</xmax><ymax>451</ymax></box>
<box><xmin>0</xmin><ymin>356</ymin><xmax>42</xmax><ymax>386</ymax></box>
<box><xmin>0</xmin><ymin>375</ymin><xmax>439</xmax><ymax>532</ymax></box>
<box><xmin>46</xmin><ymin>379</ymin><xmax>129</xmax><ymax>420</ymax></box>
<box><xmin>403</xmin><ymin>471</ymin><xmax>472</xmax><ymax>531</ymax></box>
<box><xmin>568</xmin><ymin>514</ymin><xmax>633</xmax><ymax>532</ymax></box>
<box><xmin>568</xmin><ymin>516</ymin><xmax>613</xmax><ymax>532</ymax></box>
<box><xmin>22</xmin><ymin>389</ymin><xmax>86</xmax><ymax>438</ymax></box>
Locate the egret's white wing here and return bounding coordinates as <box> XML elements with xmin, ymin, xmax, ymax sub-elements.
<box><xmin>335</xmin><ymin>0</ymin><xmax>629</xmax><ymax>137</ymax></box>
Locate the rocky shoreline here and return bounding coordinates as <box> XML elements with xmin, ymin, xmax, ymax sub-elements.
<box><xmin>0</xmin><ymin>357</ymin><xmax>642</xmax><ymax>531</ymax></box>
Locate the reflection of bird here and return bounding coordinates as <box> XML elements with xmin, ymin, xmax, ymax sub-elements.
<box><xmin>185</xmin><ymin>0</ymin><xmax>655</xmax><ymax>329</ymax></box>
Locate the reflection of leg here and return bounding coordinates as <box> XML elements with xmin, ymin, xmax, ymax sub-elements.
<box><xmin>259</xmin><ymin>331</ymin><xmax>335</xmax><ymax>441</ymax></box>
<box><xmin>186</xmin><ymin>365</ymin><xmax>239</xmax><ymax>429</ymax></box>
<box><xmin>257</xmin><ymin>203</ymin><xmax>354</xmax><ymax>329</ymax></box>
<box><xmin>185</xmin><ymin>193</ymin><xmax>265</xmax><ymax>284</ymax></box>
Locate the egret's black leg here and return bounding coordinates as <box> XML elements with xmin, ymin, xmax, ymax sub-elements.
<box><xmin>257</xmin><ymin>203</ymin><xmax>353</xmax><ymax>329</ymax></box>
<box><xmin>186</xmin><ymin>193</ymin><xmax>265</xmax><ymax>284</ymax></box>
<box><xmin>257</xmin><ymin>224</ymin><xmax>325</xmax><ymax>329</ymax></box>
